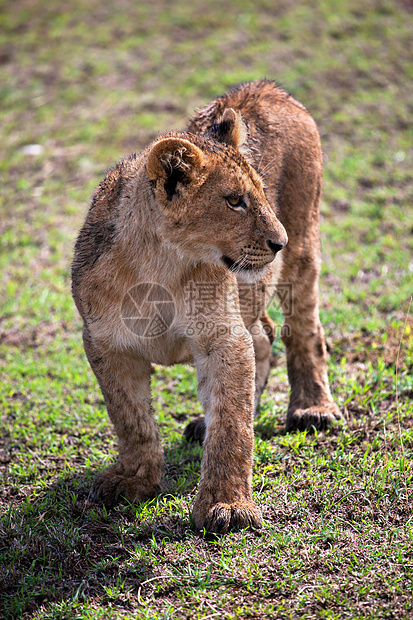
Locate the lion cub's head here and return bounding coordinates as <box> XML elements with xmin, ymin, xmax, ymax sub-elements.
<box><xmin>146</xmin><ymin>109</ymin><xmax>287</xmax><ymax>281</ymax></box>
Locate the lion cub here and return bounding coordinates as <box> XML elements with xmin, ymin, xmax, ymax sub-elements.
<box><xmin>72</xmin><ymin>80</ymin><xmax>340</xmax><ymax>533</ymax></box>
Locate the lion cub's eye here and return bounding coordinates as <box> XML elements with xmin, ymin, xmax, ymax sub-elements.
<box><xmin>226</xmin><ymin>195</ymin><xmax>246</xmax><ymax>212</ymax></box>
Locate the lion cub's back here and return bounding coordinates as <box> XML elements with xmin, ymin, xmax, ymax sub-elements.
<box><xmin>188</xmin><ymin>79</ymin><xmax>307</xmax><ymax>132</ymax></box>
<box><xmin>187</xmin><ymin>79</ymin><xmax>322</xmax><ymax>183</ymax></box>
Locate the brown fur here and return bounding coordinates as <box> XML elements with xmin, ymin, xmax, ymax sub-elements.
<box><xmin>72</xmin><ymin>80</ymin><xmax>340</xmax><ymax>533</ymax></box>
<box><xmin>188</xmin><ymin>80</ymin><xmax>341</xmax><ymax>431</ymax></box>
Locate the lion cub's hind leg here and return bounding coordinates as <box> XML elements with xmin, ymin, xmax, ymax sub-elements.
<box><xmin>82</xmin><ymin>328</ymin><xmax>164</xmax><ymax>507</ymax></box>
<box><xmin>251</xmin><ymin>311</ymin><xmax>276</xmax><ymax>412</ymax></box>
<box><xmin>277</xmin><ymin>224</ymin><xmax>341</xmax><ymax>432</ymax></box>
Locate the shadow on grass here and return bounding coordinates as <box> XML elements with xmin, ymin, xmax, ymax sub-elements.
<box><xmin>0</xmin><ymin>436</ymin><xmax>202</xmax><ymax>618</ymax></box>
<box><xmin>254</xmin><ymin>420</ymin><xmax>288</xmax><ymax>440</ymax></box>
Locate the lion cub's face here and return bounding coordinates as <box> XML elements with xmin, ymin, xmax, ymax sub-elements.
<box><xmin>146</xmin><ymin>110</ymin><xmax>287</xmax><ymax>280</ymax></box>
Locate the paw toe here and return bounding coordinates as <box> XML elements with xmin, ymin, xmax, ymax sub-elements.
<box><xmin>201</xmin><ymin>501</ymin><xmax>262</xmax><ymax>534</ymax></box>
<box><xmin>286</xmin><ymin>403</ymin><xmax>341</xmax><ymax>432</ymax></box>
<box><xmin>91</xmin><ymin>473</ymin><xmax>122</xmax><ymax>508</ymax></box>
<box><xmin>91</xmin><ymin>469</ymin><xmax>160</xmax><ymax>508</ymax></box>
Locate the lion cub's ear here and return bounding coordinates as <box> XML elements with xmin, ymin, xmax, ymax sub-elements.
<box><xmin>146</xmin><ymin>138</ymin><xmax>204</xmax><ymax>202</ymax></box>
<box><xmin>208</xmin><ymin>108</ymin><xmax>247</xmax><ymax>151</ymax></box>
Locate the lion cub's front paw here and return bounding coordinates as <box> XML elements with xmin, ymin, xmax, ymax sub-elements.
<box><xmin>286</xmin><ymin>402</ymin><xmax>341</xmax><ymax>432</ymax></box>
<box><xmin>91</xmin><ymin>465</ymin><xmax>160</xmax><ymax>508</ymax></box>
<box><xmin>193</xmin><ymin>500</ymin><xmax>262</xmax><ymax>534</ymax></box>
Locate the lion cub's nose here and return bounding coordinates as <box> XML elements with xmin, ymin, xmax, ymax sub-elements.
<box><xmin>267</xmin><ymin>239</ymin><xmax>287</xmax><ymax>255</ymax></box>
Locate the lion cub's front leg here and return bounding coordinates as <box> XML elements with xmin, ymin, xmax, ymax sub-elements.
<box><xmin>83</xmin><ymin>327</ymin><xmax>163</xmax><ymax>507</ymax></box>
<box><xmin>191</xmin><ymin>329</ymin><xmax>262</xmax><ymax>533</ymax></box>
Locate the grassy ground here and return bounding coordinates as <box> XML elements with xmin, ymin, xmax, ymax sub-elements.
<box><xmin>1</xmin><ymin>0</ymin><xmax>412</xmax><ymax>618</ymax></box>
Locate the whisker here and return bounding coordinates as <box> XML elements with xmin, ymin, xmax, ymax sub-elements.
<box><xmin>258</xmin><ymin>160</ymin><xmax>276</xmax><ymax>179</ymax></box>
<box><xmin>230</xmin><ymin>254</ymin><xmax>248</xmax><ymax>275</ymax></box>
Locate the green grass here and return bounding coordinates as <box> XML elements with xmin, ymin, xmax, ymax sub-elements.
<box><xmin>1</xmin><ymin>0</ymin><xmax>412</xmax><ymax>618</ymax></box>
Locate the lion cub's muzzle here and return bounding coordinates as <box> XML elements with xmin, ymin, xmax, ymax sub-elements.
<box><xmin>246</xmin><ymin>224</ymin><xmax>288</xmax><ymax>269</ymax></box>
<box><xmin>223</xmin><ymin>240</ymin><xmax>287</xmax><ymax>274</ymax></box>
<box><xmin>222</xmin><ymin>209</ymin><xmax>288</xmax><ymax>273</ymax></box>
<box><xmin>265</xmin><ymin>218</ymin><xmax>288</xmax><ymax>257</ymax></box>
<box><xmin>267</xmin><ymin>239</ymin><xmax>286</xmax><ymax>256</ymax></box>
